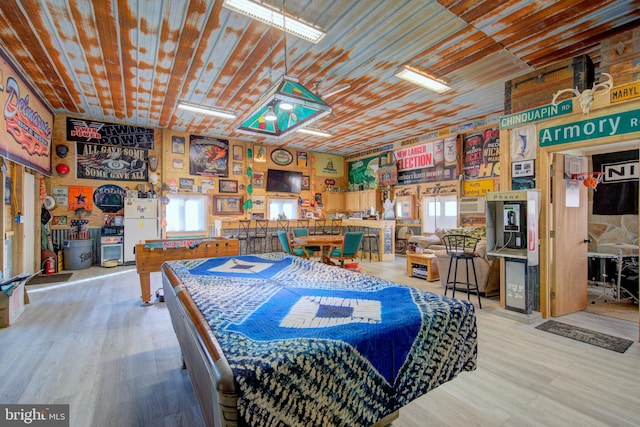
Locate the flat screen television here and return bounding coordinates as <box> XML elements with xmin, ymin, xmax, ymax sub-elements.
<box><xmin>266</xmin><ymin>169</ymin><xmax>302</xmax><ymax>193</ymax></box>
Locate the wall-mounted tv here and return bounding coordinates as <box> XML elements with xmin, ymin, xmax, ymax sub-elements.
<box><xmin>266</xmin><ymin>169</ymin><xmax>302</xmax><ymax>194</ymax></box>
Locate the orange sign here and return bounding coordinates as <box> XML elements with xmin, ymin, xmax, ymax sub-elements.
<box><xmin>68</xmin><ymin>186</ymin><xmax>94</xmax><ymax>211</ymax></box>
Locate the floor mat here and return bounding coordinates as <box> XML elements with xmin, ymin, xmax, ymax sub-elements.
<box><xmin>535</xmin><ymin>320</ymin><xmax>633</xmax><ymax>353</ymax></box>
<box><xmin>27</xmin><ymin>272</ymin><xmax>73</xmax><ymax>285</ymax></box>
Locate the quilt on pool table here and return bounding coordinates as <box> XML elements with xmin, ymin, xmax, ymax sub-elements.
<box><xmin>164</xmin><ymin>253</ymin><xmax>477</xmax><ymax>426</ymax></box>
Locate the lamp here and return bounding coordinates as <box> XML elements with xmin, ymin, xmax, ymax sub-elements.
<box><xmin>177</xmin><ymin>101</ymin><xmax>237</xmax><ymax>119</ymax></box>
<box><xmin>236</xmin><ymin>0</ymin><xmax>331</xmax><ymax>139</ymax></box>
<box><xmin>237</xmin><ymin>77</ymin><xmax>332</xmax><ymax>140</ymax></box>
<box><xmin>395</xmin><ymin>65</ymin><xmax>451</xmax><ymax>93</ymax></box>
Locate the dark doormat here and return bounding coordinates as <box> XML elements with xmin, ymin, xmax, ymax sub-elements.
<box><xmin>535</xmin><ymin>320</ymin><xmax>633</xmax><ymax>353</ymax></box>
<box><xmin>27</xmin><ymin>272</ymin><xmax>73</xmax><ymax>285</ymax></box>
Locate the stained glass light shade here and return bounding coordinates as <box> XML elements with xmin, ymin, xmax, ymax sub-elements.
<box><xmin>237</xmin><ymin>76</ymin><xmax>332</xmax><ymax>139</ymax></box>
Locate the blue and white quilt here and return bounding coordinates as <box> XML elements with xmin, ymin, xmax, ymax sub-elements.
<box><xmin>165</xmin><ymin>253</ymin><xmax>477</xmax><ymax>426</ymax></box>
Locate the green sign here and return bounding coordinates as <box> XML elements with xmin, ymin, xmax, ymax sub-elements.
<box><xmin>539</xmin><ymin>109</ymin><xmax>640</xmax><ymax>147</ymax></box>
<box><xmin>500</xmin><ymin>100</ymin><xmax>573</xmax><ymax>129</ymax></box>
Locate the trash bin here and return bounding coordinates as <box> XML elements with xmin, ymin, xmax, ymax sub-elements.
<box><xmin>63</xmin><ymin>239</ymin><xmax>93</xmax><ymax>270</ymax></box>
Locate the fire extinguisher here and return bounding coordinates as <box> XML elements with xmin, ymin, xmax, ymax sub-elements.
<box><xmin>43</xmin><ymin>257</ymin><xmax>56</xmax><ymax>275</ymax></box>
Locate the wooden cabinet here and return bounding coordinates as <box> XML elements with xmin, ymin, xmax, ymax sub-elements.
<box><xmin>345</xmin><ymin>192</ymin><xmax>359</xmax><ymax>210</ymax></box>
<box><xmin>322</xmin><ymin>192</ymin><xmax>345</xmax><ymax>213</ymax></box>
<box><xmin>345</xmin><ymin>190</ymin><xmax>381</xmax><ymax>212</ymax></box>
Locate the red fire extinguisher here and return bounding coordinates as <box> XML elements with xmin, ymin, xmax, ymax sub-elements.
<box><xmin>44</xmin><ymin>257</ymin><xmax>56</xmax><ymax>275</ymax></box>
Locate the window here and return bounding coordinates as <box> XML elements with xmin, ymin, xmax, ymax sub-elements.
<box><xmin>268</xmin><ymin>197</ymin><xmax>298</xmax><ymax>219</ymax></box>
<box><xmin>422</xmin><ymin>194</ymin><xmax>457</xmax><ymax>233</ymax></box>
<box><xmin>165</xmin><ymin>194</ymin><xmax>208</xmax><ymax>234</ymax></box>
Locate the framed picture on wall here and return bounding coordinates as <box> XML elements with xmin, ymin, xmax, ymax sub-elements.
<box><xmin>212</xmin><ymin>195</ymin><xmax>244</xmax><ymax>215</ymax></box>
<box><xmin>512</xmin><ymin>159</ymin><xmax>534</xmax><ymax>177</ymax></box>
<box><xmin>219</xmin><ymin>179</ymin><xmax>238</xmax><ymax>193</ymax></box>
<box><xmin>233</xmin><ymin>145</ymin><xmax>243</xmax><ymax>160</ymax></box>
<box><xmin>302</xmin><ymin>175</ymin><xmax>310</xmax><ymax>190</ymax></box>
<box><xmin>172</xmin><ymin>136</ymin><xmax>185</xmax><ymax>154</ymax></box>
<box><xmin>179</xmin><ymin>178</ymin><xmax>194</xmax><ymax>190</ymax></box>
<box><xmin>232</xmin><ymin>162</ymin><xmax>243</xmax><ymax>175</ymax></box>
<box><xmin>254</xmin><ymin>145</ymin><xmax>267</xmax><ymax>163</ymax></box>
<box><xmin>252</xmin><ymin>171</ymin><xmax>264</xmax><ymax>188</ymax></box>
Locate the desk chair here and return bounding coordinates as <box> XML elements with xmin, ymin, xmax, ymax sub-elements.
<box><xmin>277</xmin><ymin>230</ymin><xmax>311</xmax><ymax>258</ymax></box>
<box><xmin>270</xmin><ymin>219</ymin><xmax>290</xmax><ymax>251</ymax></box>
<box><xmin>250</xmin><ymin>219</ymin><xmax>269</xmax><ymax>253</ymax></box>
<box><xmin>236</xmin><ymin>220</ymin><xmax>252</xmax><ymax>255</ymax></box>
<box><xmin>326</xmin><ymin>231</ymin><xmax>364</xmax><ymax>267</ymax></box>
<box><xmin>442</xmin><ymin>234</ymin><xmax>482</xmax><ymax>308</ymax></box>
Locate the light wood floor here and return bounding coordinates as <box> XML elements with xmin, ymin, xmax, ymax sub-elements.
<box><xmin>2</xmin><ymin>257</ymin><xmax>639</xmax><ymax>427</ymax></box>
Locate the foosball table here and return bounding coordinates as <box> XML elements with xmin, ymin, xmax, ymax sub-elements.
<box><xmin>135</xmin><ymin>237</ymin><xmax>239</xmax><ymax>305</ymax></box>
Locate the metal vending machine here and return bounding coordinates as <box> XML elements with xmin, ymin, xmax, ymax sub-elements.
<box><xmin>123</xmin><ymin>198</ymin><xmax>159</xmax><ymax>264</ymax></box>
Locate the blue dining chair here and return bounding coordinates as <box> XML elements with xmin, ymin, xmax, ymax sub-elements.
<box><xmin>325</xmin><ymin>231</ymin><xmax>364</xmax><ymax>267</ymax></box>
<box><xmin>292</xmin><ymin>227</ymin><xmax>320</xmax><ymax>254</ymax></box>
<box><xmin>277</xmin><ymin>230</ymin><xmax>311</xmax><ymax>258</ymax></box>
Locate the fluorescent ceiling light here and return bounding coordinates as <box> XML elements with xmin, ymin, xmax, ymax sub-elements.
<box><xmin>177</xmin><ymin>102</ymin><xmax>237</xmax><ymax>119</ymax></box>
<box><xmin>395</xmin><ymin>66</ymin><xmax>451</xmax><ymax>93</ymax></box>
<box><xmin>223</xmin><ymin>0</ymin><xmax>326</xmax><ymax>44</ymax></box>
<box><xmin>297</xmin><ymin>128</ymin><xmax>332</xmax><ymax>138</ymax></box>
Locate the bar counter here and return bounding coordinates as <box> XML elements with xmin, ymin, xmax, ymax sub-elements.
<box><xmin>219</xmin><ymin>218</ymin><xmax>395</xmax><ymax>261</ymax></box>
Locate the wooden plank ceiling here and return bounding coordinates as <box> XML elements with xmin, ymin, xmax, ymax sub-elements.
<box><xmin>0</xmin><ymin>0</ymin><xmax>638</xmax><ymax>155</ymax></box>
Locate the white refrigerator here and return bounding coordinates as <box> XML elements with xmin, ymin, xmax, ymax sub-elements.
<box><xmin>124</xmin><ymin>198</ymin><xmax>159</xmax><ymax>263</ymax></box>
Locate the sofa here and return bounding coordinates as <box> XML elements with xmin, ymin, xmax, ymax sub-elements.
<box><xmin>409</xmin><ymin>227</ymin><xmax>499</xmax><ymax>297</ymax></box>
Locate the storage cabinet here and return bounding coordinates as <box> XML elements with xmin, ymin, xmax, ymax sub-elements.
<box><xmin>322</xmin><ymin>192</ymin><xmax>345</xmax><ymax>213</ymax></box>
<box><xmin>345</xmin><ymin>190</ymin><xmax>381</xmax><ymax>212</ymax></box>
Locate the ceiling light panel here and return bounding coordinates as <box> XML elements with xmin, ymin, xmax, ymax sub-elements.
<box><xmin>395</xmin><ymin>66</ymin><xmax>451</xmax><ymax>93</ymax></box>
<box><xmin>177</xmin><ymin>102</ymin><xmax>237</xmax><ymax>119</ymax></box>
<box><xmin>223</xmin><ymin>0</ymin><xmax>326</xmax><ymax>43</ymax></box>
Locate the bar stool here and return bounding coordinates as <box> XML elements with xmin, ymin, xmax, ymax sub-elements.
<box><xmin>250</xmin><ymin>219</ymin><xmax>269</xmax><ymax>253</ymax></box>
<box><xmin>296</xmin><ymin>218</ymin><xmax>310</xmax><ymax>230</ymax></box>
<box><xmin>270</xmin><ymin>219</ymin><xmax>290</xmax><ymax>251</ymax></box>
<box><xmin>442</xmin><ymin>234</ymin><xmax>482</xmax><ymax>308</ymax></box>
<box><xmin>327</xmin><ymin>218</ymin><xmax>342</xmax><ymax>235</ymax></box>
<box><xmin>311</xmin><ymin>219</ymin><xmax>326</xmax><ymax>235</ymax></box>
<box><xmin>236</xmin><ymin>220</ymin><xmax>252</xmax><ymax>255</ymax></box>
<box><xmin>361</xmin><ymin>226</ymin><xmax>380</xmax><ymax>262</ymax></box>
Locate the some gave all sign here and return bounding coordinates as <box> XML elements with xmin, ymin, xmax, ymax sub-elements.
<box><xmin>76</xmin><ymin>142</ymin><xmax>148</xmax><ymax>181</ymax></box>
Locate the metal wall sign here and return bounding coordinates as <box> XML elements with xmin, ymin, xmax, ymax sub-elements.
<box><xmin>610</xmin><ymin>82</ymin><xmax>640</xmax><ymax>103</ymax></box>
<box><xmin>66</xmin><ymin>117</ymin><xmax>154</xmax><ymax>149</ymax></box>
<box><xmin>539</xmin><ymin>108</ymin><xmax>640</xmax><ymax>147</ymax></box>
<box><xmin>500</xmin><ymin>99</ymin><xmax>573</xmax><ymax>129</ymax></box>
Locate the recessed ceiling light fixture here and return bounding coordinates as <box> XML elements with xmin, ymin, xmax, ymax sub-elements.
<box><xmin>223</xmin><ymin>0</ymin><xmax>325</xmax><ymax>44</ymax></box>
<box><xmin>297</xmin><ymin>127</ymin><xmax>332</xmax><ymax>137</ymax></box>
<box><xmin>395</xmin><ymin>65</ymin><xmax>451</xmax><ymax>93</ymax></box>
<box><xmin>177</xmin><ymin>102</ymin><xmax>237</xmax><ymax>119</ymax></box>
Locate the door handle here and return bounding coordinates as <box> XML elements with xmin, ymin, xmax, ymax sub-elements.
<box><xmin>584</xmin><ymin>238</ymin><xmax>592</xmax><ymax>243</ymax></box>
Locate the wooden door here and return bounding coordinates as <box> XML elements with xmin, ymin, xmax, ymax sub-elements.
<box><xmin>551</xmin><ymin>153</ymin><xmax>589</xmax><ymax>316</ymax></box>
<box><xmin>22</xmin><ymin>171</ymin><xmax>36</xmax><ymax>274</ymax></box>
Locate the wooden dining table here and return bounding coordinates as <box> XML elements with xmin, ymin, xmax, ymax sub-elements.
<box><xmin>294</xmin><ymin>234</ymin><xmax>344</xmax><ymax>264</ymax></box>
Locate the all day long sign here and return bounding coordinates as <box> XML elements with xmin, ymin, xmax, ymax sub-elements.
<box><xmin>539</xmin><ymin>109</ymin><xmax>640</xmax><ymax>146</ymax></box>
